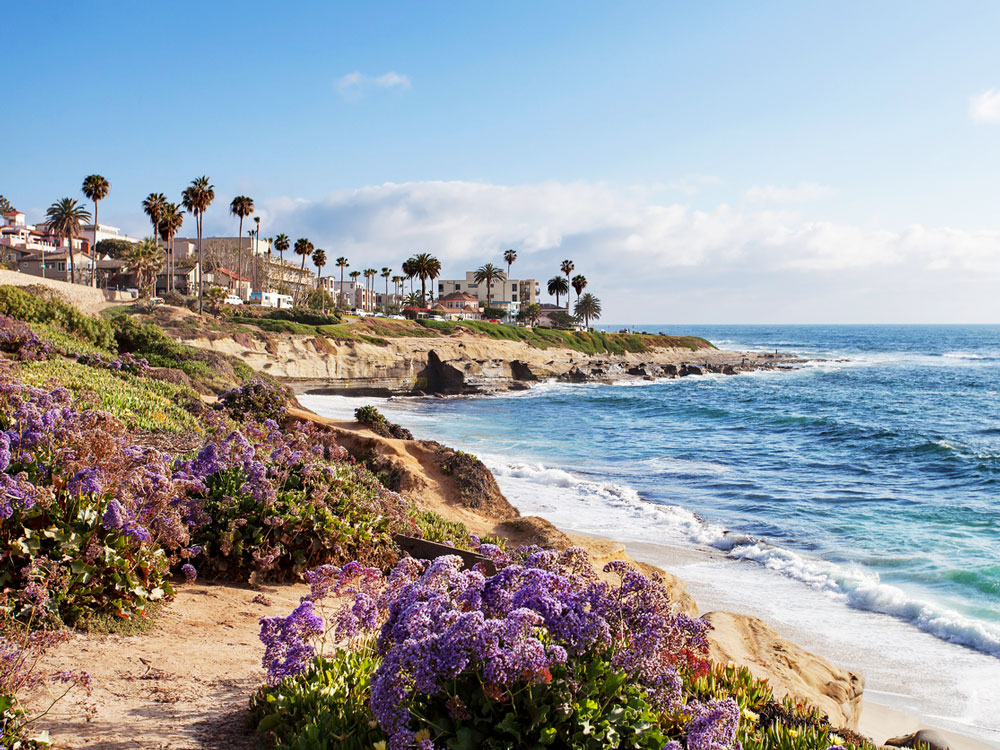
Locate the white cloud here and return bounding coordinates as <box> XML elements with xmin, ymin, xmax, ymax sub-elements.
<box><xmin>743</xmin><ymin>182</ymin><xmax>833</xmax><ymax>203</ymax></box>
<box><xmin>246</xmin><ymin>180</ymin><xmax>1000</xmax><ymax>322</ymax></box>
<box><xmin>336</xmin><ymin>71</ymin><xmax>411</xmax><ymax>96</ymax></box>
<box><xmin>969</xmin><ymin>88</ymin><xmax>1000</xmax><ymax>123</ymax></box>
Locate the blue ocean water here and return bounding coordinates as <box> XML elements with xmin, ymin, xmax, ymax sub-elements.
<box><xmin>301</xmin><ymin>325</ymin><xmax>1000</xmax><ymax>737</ymax></box>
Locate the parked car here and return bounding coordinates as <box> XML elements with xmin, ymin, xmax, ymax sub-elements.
<box><xmin>224</xmin><ymin>295</ymin><xmax>243</xmax><ymax>306</ymax></box>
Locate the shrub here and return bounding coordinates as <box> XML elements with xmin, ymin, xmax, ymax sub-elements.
<box><xmin>78</xmin><ymin>351</ymin><xmax>150</xmax><ymax>376</ymax></box>
<box><xmin>179</xmin><ymin>422</ymin><xmax>418</xmax><ymax>583</ymax></box>
<box><xmin>261</xmin><ymin>549</ymin><xmax>714</xmax><ymax>750</ymax></box>
<box><xmin>250</xmin><ymin>647</ymin><xmax>386</xmax><ymax>750</ymax></box>
<box><xmin>219</xmin><ymin>379</ymin><xmax>289</xmax><ymax>422</ymax></box>
<box><xmin>0</xmin><ymin>378</ymin><xmax>188</xmax><ymax>626</ymax></box>
<box><xmin>0</xmin><ymin>286</ymin><xmax>114</xmax><ymax>350</ymax></box>
<box><xmin>0</xmin><ymin>315</ymin><xmax>52</xmax><ymax>361</ymax></box>
<box><xmin>354</xmin><ymin>405</ymin><xmax>413</xmax><ymax>440</ymax></box>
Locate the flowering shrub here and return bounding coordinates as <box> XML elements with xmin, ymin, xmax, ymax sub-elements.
<box><xmin>0</xmin><ymin>315</ymin><xmax>52</xmax><ymax>362</ymax></box>
<box><xmin>0</xmin><ymin>377</ymin><xmax>187</xmax><ymax>625</ymax></box>
<box><xmin>180</xmin><ymin>421</ymin><xmax>417</xmax><ymax>583</ymax></box>
<box><xmin>78</xmin><ymin>351</ymin><xmax>150</xmax><ymax>376</ymax></box>
<box><xmin>219</xmin><ymin>379</ymin><xmax>290</xmax><ymax>423</ymax></box>
<box><xmin>260</xmin><ymin>549</ymin><xmax>716</xmax><ymax>750</ymax></box>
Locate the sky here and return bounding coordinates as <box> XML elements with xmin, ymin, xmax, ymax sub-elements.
<box><xmin>4</xmin><ymin>1</ymin><xmax>1000</xmax><ymax>323</ymax></box>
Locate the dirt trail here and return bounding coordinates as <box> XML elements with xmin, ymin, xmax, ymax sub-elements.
<box><xmin>29</xmin><ymin>581</ymin><xmax>307</xmax><ymax>750</ymax></box>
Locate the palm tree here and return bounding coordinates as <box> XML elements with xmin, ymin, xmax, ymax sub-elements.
<box><xmin>313</xmin><ymin>249</ymin><xmax>327</xmax><ymax>309</ymax></box>
<box><xmin>474</xmin><ymin>263</ymin><xmax>507</xmax><ymax>310</ymax></box>
<box><xmin>124</xmin><ymin>237</ymin><xmax>164</xmax><ymax>300</ymax></box>
<box><xmin>273</xmin><ymin>233</ymin><xmax>290</xmax><ymax>290</ymax></box>
<box><xmin>81</xmin><ymin>175</ymin><xmax>109</xmax><ymax>287</ymax></box>
<box><xmin>364</xmin><ymin>268</ymin><xmax>377</xmax><ymax>311</ymax></box>
<box><xmin>181</xmin><ymin>176</ymin><xmax>215</xmax><ymax>314</ymax></box>
<box><xmin>503</xmin><ymin>248</ymin><xmax>517</xmax><ymax>279</ymax></box>
<box><xmin>158</xmin><ymin>202</ymin><xmax>184</xmax><ymax>293</ymax></box>
<box><xmin>402</xmin><ymin>258</ymin><xmax>416</xmax><ymax>295</ymax></box>
<box><xmin>142</xmin><ymin>193</ymin><xmax>168</xmax><ymax>248</ymax></box>
<box><xmin>381</xmin><ymin>267</ymin><xmax>392</xmax><ymax>313</ymax></box>
<box><xmin>410</xmin><ymin>253</ymin><xmax>440</xmax><ymax>306</ymax></box>
<box><xmin>547</xmin><ymin>276</ymin><xmax>569</xmax><ymax>307</ymax></box>
<box><xmin>574</xmin><ymin>293</ymin><xmax>602</xmax><ymax>330</ymax></box>
<box><xmin>392</xmin><ymin>274</ymin><xmax>405</xmax><ymax>299</ymax></box>
<box><xmin>403</xmin><ymin>291</ymin><xmax>423</xmax><ymax>309</ymax></box>
<box><xmin>229</xmin><ymin>196</ymin><xmax>254</xmax><ymax>299</ymax></box>
<box><xmin>571</xmin><ymin>274</ymin><xmax>588</xmax><ymax>305</ymax></box>
<box><xmin>349</xmin><ymin>270</ymin><xmax>362</xmax><ymax>310</ymax></box>
<box><xmin>45</xmin><ymin>198</ymin><xmax>91</xmax><ymax>284</ymax></box>
<box><xmin>293</xmin><ymin>237</ymin><xmax>314</xmax><ymax>304</ymax></box>
<box><xmin>335</xmin><ymin>256</ymin><xmax>349</xmax><ymax>310</ymax></box>
<box><xmin>560</xmin><ymin>259</ymin><xmax>575</xmax><ymax>310</ymax></box>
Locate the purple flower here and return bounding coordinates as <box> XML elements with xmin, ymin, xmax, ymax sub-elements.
<box><xmin>103</xmin><ymin>499</ymin><xmax>125</xmax><ymax>530</ymax></box>
<box><xmin>67</xmin><ymin>467</ymin><xmax>102</xmax><ymax>497</ymax></box>
<box><xmin>259</xmin><ymin>601</ymin><xmax>324</xmax><ymax>685</ymax></box>
<box><xmin>685</xmin><ymin>698</ymin><xmax>742</xmax><ymax>750</ymax></box>
<box><xmin>182</xmin><ymin>564</ymin><xmax>197</xmax><ymax>582</ymax></box>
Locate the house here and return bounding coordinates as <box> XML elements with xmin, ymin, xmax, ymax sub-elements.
<box><xmin>18</xmin><ymin>250</ymin><xmax>96</xmax><ymax>283</ymax></box>
<box><xmin>437</xmin><ymin>271</ymin><xmax>538</xmax><ymax>316</ymax></box>
<box><xmin>210</xmin><ymin>267</ymin><xmax>252</xmax><ymax>299</ymax></box>
<box><xmin>437</xmin><ymin>291</ymin><xmax>482</xmax><ymax>319</ymax></box>
<box><xmin>81</xmin><ymin>223</ymin><xmax>140</xmax><ymax>249</ymax></box>
<box><xmin>318</xmin><ymin>279</ymin><xmax>377</xmax><ymax>311</ymax></box>
<box><xmin>156</xmin><ymin>262</ymin><xmax>201</xmax><ymax>296</ymax></box>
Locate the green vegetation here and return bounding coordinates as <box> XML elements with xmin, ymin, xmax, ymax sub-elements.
<box><xmin>17</xmin><ymin>358</ymin><xmax>205</xmax><ymax>434</ymax></box>
<box><xmin>0</xmin><ymin>286</ymin><xmax>115</xmax><ymax>350</ymax></box>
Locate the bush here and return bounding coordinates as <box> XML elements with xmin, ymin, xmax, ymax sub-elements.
<box><xmin>304</xmin><ymin>289</ymin><xmax>337</xmax><ymax>311</ymax></box>
<box><xmin>0</xmin><ymin>315</ymin><xmax>52</xmax><ymax>361</ymax></box>
<box><xmin>355</xmin><ymin>405</ymin><xmax>413</xmax><ymax>440</ymax></box>
<box><xmin>219</xmin><ymin>379</ymin><xmax>289</xmax><ymax>422</ymax></box>
<box><xmin>0</xmin><ymin>379</ymin><xmax>185</xmax><ymax>626</ymax></box>
<box><xmin>260</xmin><ymin>549</ymin><xmax>713</xmax><ymax>750</ymax></box>
<box><xmin>180</xmin><ymin>422</ymin><xmax>418</xmax><ymax>583</ymax></box>
<box><xmin>0</xmin><ymin>286</ymin><xmax>115</xmax><ymax>350</ymax></box>
<box><xmin>250</xmin><ymin>648</ymin><xmax>386</xmax><ymax>750</ymax></box>
<box><xmin>481</xmin><ymin>306</ymin><xmax>506</xmax><ymax>320</ymax></box>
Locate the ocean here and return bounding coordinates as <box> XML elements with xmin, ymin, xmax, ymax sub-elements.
<box><xmin>299</xmin><ymin>324</ymin><xmax>1000</xmax><ymax>743</ymax></box>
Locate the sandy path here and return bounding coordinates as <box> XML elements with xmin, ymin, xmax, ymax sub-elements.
<box><xmin>31</xmin><ymin>581</ymin><xmax>308</xmax><ymax>750</ymax></box>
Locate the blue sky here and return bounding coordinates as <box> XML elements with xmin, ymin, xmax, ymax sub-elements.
<box><xmin>5</xmin><ymin>2</ymin><xmax>1000</xmax><ymax>323</ymax></box>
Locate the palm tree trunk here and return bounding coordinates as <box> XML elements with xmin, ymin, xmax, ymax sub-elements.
<box><xmin>237</xmin><ymin>218</ymin><xmax>244</xmax><ymax>301</ymax></box>
<box><xmin>198</xmin><ymin>213</ymin><xmax>204</xmax><ymax>314</ymax></box>
<box><xmin>339</xmin><ymin>266</ymin><xmax>345</xmax><ymax>310</ymax></box>
<box><xmin>67</xmin><ymin>233</ymin><xmax>76</xmax><ymax>284</ymax></box>
<box><xmin>92</xmin><ymin>201</ymin><xmax>99</xmax><ymax>287</ymax></box>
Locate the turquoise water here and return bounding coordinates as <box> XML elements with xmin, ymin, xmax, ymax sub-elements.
<box><xmin>301</xmin><ymin>325</ymin><xmax>1000</xmax><ymax>737</ymax></box>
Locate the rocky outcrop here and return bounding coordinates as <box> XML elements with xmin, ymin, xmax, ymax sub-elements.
<box><xmin>703</xmin><ymin>611</ymin><xmax>865</xmax><ymax>729</ymax></box>
<box><xmin>176</xmin><ymin>329</ymin><xmax>795</xmax><ymax>396</ymax></box>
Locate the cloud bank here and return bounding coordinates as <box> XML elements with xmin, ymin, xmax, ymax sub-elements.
<box><xmin>242</xmin><ymin>180</ymin><xmax>1000</xmax><ymax>323</ymax></box>
<box><xmin>335</xmin><ymin>71</ymin><xmax>411</xmax><ymax>96</ymax></box>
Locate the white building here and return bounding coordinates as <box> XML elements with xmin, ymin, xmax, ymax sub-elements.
<box><xmin>318</xmin><ymin>278</ymin><xmax>378</xmax><ymax>311</ymax></box>
<box><xmin>81</xmin><ymin>223</ymin><xmax>140</xmax><ymax>249</ymax></box>
<box><xmin>437</xmin><ymin>272</ymin><xmax>538</xmax><ymax>315</ymax></box>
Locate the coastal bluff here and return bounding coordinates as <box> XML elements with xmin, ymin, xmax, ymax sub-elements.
<box><xmin>177</xmin><ymin>326</ymin><xmax>795</xmax><ymax>395</ymax></box>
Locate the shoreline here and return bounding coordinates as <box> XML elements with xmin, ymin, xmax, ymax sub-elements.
<box><xmin>293</xmin><ymin>389</ymin><xmax>999</xmax><ymax>749</ymax></box>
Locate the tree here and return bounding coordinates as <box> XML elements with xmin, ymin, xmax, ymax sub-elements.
<box><xmin>392</xmin><ymin>275</ymin><xmax>405</xmax><ymax>299</ymax></box>
<box><xmin>335</xmin><ymin>256</ymin><xmax>349</xmax><ymax>310</ymax></box>
<box><xmin>273</xmin><ymin>233</ymin><xmax>290</xmax><ymax>290</ymax></box>
<box><xmin>313</xmin><ymin>249</ymin><xmax>327</xmax><ymax>308</ymax></box>
<box><xmin>95</xmin><ymin>238</ymin><xmax>137</xmax><ymax>260</ymax></box>
<box><xmin>181</xmin><ymin>176</ymin><xmax>215</xmax><ymax>314</ymax></box>
<box><xmin>560</xmin><ymin>259</ymin><xmax>575</xmax><ymax>310</ymax></box>
<box><xmin>293</xmin><ymin>238</ymin><xmax>314</xmax><ymax>305</ymax></box>
<box><xmin>503</xmin><ymin>248</ymin><xmax>517</xmax><ymax>278</ymax></box>
<box><xmin>349</xmin><ymin>270</ymin><xmax>362</xmax><ymax>309</ymax></box>
<box><xmin>81</xmin><ymin>175</ymin><xmax>109</xmax><ymax>287</ymax></box>
<box><xmin>402</xmin><ymin>258</ymin><xmax>417</xmax><ymax>295</ymax></box>
<box><xmin>123</xmin><ymin>237</ymin><xmax>164</xmax><ymax>299</ymax></box>
<box><xmin>547</xmin><ymin>276</ymin><xmax>569</xmax><ymax>307</ymax></box>
<box><xmin>549</xmin><ymin>310</ymin><xmax>576</xmax><ymax>329</ymax></box>
<box><xmin>0</xmin><ymin>195</ymin><xmax>12</xmax><ymax>214</ymax></box>
<box><xmin>474</xmin><ymin>263</ymin><xmax>506</xmax><ymax>310</ymax></box>
<box><xmin>409</xmin><ymin>253</ymin><xmax>440</xmax><ymax>305</ymax></box>
<box><xmin>205</xmin><ymin>285</ymin><xmax>227</xmax><ymax>316</ymax></box>
<box><xmin>364</xmin><ymin>268</ymin><xmax>377</xmax><ymax>312</ymax></box>
<box><xmin>571</xmin><ymin>274</ymin><xmax>587</xmax><ymax>304</ymax></box>
<box><xmin>517</xmin><ymin>303</ymin><xmax>542</xmax><ymax>326</ymax></box>
<box><xmin>574</xmin><ymin>293</ymin><xmax>602</xmax><ymax>329</ymax></box>
<box><xmin>403</xmin><ymin>292</ymin><xmax>424</xmax><ymax>310</ymax></box>
<box><xmin>381</xmin><ymin>267</ymin><xmax>391</xmax><ymax>313</ymax></box>
<box><xmin>45</xmin><ymin>198</ymin><xmax>91</xmax><ymax>283</ymax></box>
<box><xmin>229</xmin><ymin>196</ymin><xmax>254</xmax><ymax>299</ymax></box>
<box><xmin>158</xmin><ymin>202</ymin><xmax>184</xmax><ymax>293</ymax></box>
<box><xmin>142</xmin><ymin>193</ymin><xmax>167</xmax><ymax>247</ymax></box>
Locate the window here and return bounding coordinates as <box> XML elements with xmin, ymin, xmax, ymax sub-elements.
<box><xmin>512</xmin><ymin>293</ymin><xmax>518</xmax><ymax>300</ymax></box>
<box><xmin>455</xmin><ymin>283</ymin><xmax>461</xmax><ymax>290</ymax></box>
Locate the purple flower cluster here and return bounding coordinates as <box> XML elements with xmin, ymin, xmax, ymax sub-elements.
<box><xmin>683</xmin><ymin>698</ymin><xmax>742</xmax><ymax>750</ymax></box>
<box><xmin>218</xmin><ymin>379</ymin><xmax>289</xmax><ymax>422</ymax></box>
<box><xmin>0</xmin><ymin>314</ymin><xmax>52</xmax><ymax>361</ymax></box>
<box><xmin>262</xmin><ymin>547</ymin><xmax>711</xmax><ymax>750</ymax></box>
<box><xmin>259</xmin><ymin>600</ymin><xmax>325</xmax><ymax>685</ymax></box>
<box><xmin>78</xmin><ymin>351</ymin><xmax>150</xmax><ymax>376</ymax></box>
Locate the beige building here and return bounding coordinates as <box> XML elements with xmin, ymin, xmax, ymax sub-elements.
<box><xmin>437</xmin><ymin>272</ymin><xmax>538</xmax><ymax>315</ymax></box>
